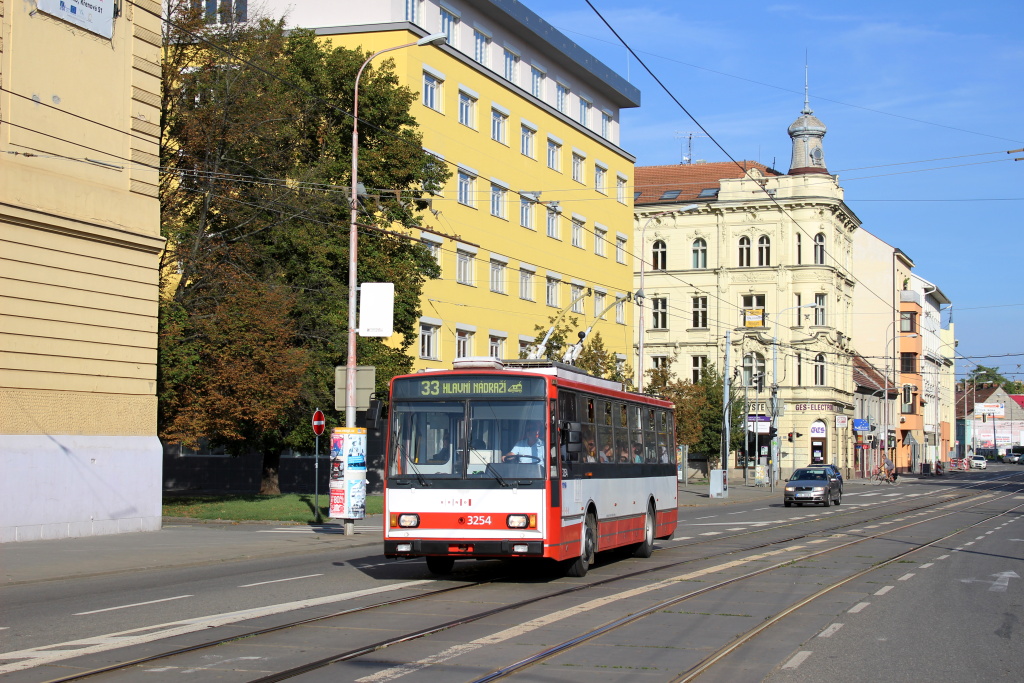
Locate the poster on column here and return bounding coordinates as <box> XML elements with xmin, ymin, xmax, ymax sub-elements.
<box><xmin>329</xmin><ymin>427</ymin><xmax>367</xmax><ymax>519</ymax></box>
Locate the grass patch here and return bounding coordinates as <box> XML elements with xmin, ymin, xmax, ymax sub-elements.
<box><xmin>163</xmin><ymin>493</ymin><xmax>383</xmax><ymax>523</ymax></box>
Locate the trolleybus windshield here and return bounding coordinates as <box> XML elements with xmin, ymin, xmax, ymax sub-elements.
<box><xmin>389</xmin><ymin>398</ymin><xmax>547</xmax><ymax>482</ymax></box>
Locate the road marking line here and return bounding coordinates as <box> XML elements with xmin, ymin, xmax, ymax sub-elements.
<box><xmin>728</xmin><ymin>511</ymin><xmax>746</xmax><ymax>515</ymax></box>
<box><xmin>919</xmin><ymin>563</ymin><xmax>933</xmax><ymax>569</ymax></box>
<box><xmin>964</xmin><ymin>542</ymin><xmax>975</xmax><ymax>546</ymax></box>
<box><xmin>898</xmin><ymin>573</ymin><xmax>915</xmax><ymax>581</ymax></box>
<box><xmin>672</xmin><ymin>536</ymin><xmax>693</xmax><ymax>541</ymax></box>
<box><xmin>936</xmin><ymin>555</ymin><xmax>950</xmax><ymax>560</ymax></box>
<box><xmin>848</xmin><ymin>602</ymin><xmax>870</xmax><ymax>613</ymax></box>
<box><xmin>875</xmin><ymin>586</ymin><xmax>894</xmax><ymax>596</ymax></box>
<box><xmin>700</xmin><ymin>532</ymin><xmax>721</xmax><ymax>536</ymax></box>
<box><xmin>0</xmin><ymin>582</ymin><xmax>433</xmax><ymax>675</ymax></box>
<box><xmin>696</xmin><ymin>515</ymin><xmax>717</xmax><ymax>519</ymax></box>
<box><xmin>727</xmin><ymin>528</ymin><xmax>746</xmax><ymax>531</ymax></box>
<box><xmin>239</xmin><ymin>574</ymin><xmax>323</xmax><ymax>588</ymax></box>
<box><xmin>818</xmin><ymin>623</ymin><xmax>844</xmax><ymax>638</ymax></box>
<box><xmin>865</xmin><ymin>525</ymin><xmax>880</xmax><ymax>529</ymax></box>
<box><xmin>353</xmin><ymin>547</ymin><xmax>803</xmax><ymax>683</ymax></box>
<box><xmin>985</xmin><ymin>531</ymin><xmax>995</xmax><ymax>535</ymax></box>
<box><xmin>783</xmin><ymin>651</ymin><xmax>813</xmax><ymax>669</ymax></box>
<box><xmin>807</xmin><ymin>539</ymin><xmax>829</xmax><ymax>544</ymax></box>
<box><xmin>74</xmin><ymin>596</ymin><xmax>193</xmax><ymax>616</ymax></box>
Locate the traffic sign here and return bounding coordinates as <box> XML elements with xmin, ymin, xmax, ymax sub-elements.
<box><xmin>312</xmin><ymin>409</ymin><xmax>326</xmax><ymax>436</ymax></box>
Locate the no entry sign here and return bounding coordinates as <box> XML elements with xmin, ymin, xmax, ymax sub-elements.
<box><xmin>312</xmin><ymin>409</ymin><xmax>326</xmax><ymax>436</ymax></box>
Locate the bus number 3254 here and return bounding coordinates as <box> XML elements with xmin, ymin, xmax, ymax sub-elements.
<box><xmin>461</xmin><ymin>515</ymin><xmax>492</xmax><ymax>526</ymax></box>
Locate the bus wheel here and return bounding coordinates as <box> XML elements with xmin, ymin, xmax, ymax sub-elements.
<box><xmin>567</xmin><ymin>514</ymin><xmax>597</xmax><ymax>577</ymax></box>
<box><xmin>633</xmin><ymin>504</ymin><xmax>656</xmax><ymax>558</ymax></box>
<box><xmin>425</xmin><ymin>556</ymin><xmax>455</xmax><ymax>575</ymax></box>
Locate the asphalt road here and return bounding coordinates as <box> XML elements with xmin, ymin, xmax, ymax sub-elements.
<box><xmin>2</xmin><ymin>467</ymin><xmax>1022</xmax><ymax>683</ymax></box>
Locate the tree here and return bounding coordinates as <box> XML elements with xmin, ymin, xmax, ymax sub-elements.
<box><xmin>160</xmin><ymin>4</ymin><xmax>447</xmax><ymax>492</ymax></box>
<box><xmin>967</xmin><ymin>365</ymin><xmax>1023</xmax><ymax>393</ymax></box>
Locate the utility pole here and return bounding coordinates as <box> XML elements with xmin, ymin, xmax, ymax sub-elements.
<box><xmin>722</xmin><ymin>330</ymin><xmax>732</xmax><ymax>470</ymax></box>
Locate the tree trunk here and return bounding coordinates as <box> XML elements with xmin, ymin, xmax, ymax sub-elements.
<box><xmin>260</xmin><ymin>451</ymin><xmax>281</xmax><ymax>495</ymax></box>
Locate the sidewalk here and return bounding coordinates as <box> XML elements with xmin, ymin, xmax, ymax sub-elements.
<box><xmin>1</xmin><ymin>478</ymin><xmax>849</xmax><ymax>587</ymax></box>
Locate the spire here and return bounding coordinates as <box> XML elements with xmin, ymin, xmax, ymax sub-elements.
<box><xmin>788</xmin><ymin>60</ymin><xmax>828</xmax><ymax>175</ymax></box>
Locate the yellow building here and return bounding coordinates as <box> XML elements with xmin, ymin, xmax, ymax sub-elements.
<box><xmin>1</xmin><ymin>2</ymin><xmax>163</xmax><ymax>541</ymax></box>
<box><xmin>264</xmin><ymin>0</ymin><xmax>640</xmax><ymax>371</ymax></box>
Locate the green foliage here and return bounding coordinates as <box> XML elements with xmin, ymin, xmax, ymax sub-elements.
<box><xmin>967</xmin><ymin>365</ymin><xmax>1022</xmax><ymax>393</ymax></box>
<box><xmin>160</xmin><ymin>4</ymin><xmax>447</xmax><ymax>491</ymax></box>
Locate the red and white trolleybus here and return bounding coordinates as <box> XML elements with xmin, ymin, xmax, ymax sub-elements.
<box><xmin>384</xmin><ymin>358</ymin><xmax>678</xmax><ymax>576</ymax></box>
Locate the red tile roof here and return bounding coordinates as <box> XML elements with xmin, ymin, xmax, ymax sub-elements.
<box><xmin>954</xmin><ymin>383</ymin><xmax>1001</xmax><ymax>419</ymax></box>
<box><xmin>853</xmin><ymin>355</ymin><xmax>893</xmax><ymax>395</ymax></box>
<box><xmin>634</xmin><ymin>161</ymin><xmax>782</xmax><ymax>206</ymax></box>
<box><xmin>1009</xmin><ymin>395</ymin><xmax>1024</xmax><ymax>410</ymax></box>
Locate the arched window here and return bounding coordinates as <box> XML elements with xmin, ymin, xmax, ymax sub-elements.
<box><xmin>813</xmin><ymin>233</ymin><xmax>826</xmax><ymax>265</ymax></box>
<box><xmin>813</xmin><ymin>353</ymin><xmax>826</xmax><ymax>386</ymax></box>
<box><xmin>742</xmin><ymin>352</ymin><xmax>765</xmax><ymax>387</ymax></box>
<box><xmin>758</xmin><ymin>235</ymin><xmax>771</xmax><ymax>266</ymax></box>
<box><xmin>691</xmin><ymin>238</ymin><xmax>707</xmax><ymax>269</ymax></box>
<box><xmin>652</xmin><ymin>240</ymin><xmax>667</xmax><ymax>270</ymax></box>
<box><xmin>795</xmin><ymin>233</ymin><xmax>803</xmax><ymax>264</ymax></box>
<box><xmin>738</xmin><ymin>236</ymin><xmax>751</xmax><ymax>267</ymax></box>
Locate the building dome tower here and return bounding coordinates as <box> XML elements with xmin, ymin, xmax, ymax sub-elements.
<box><xmin>788</xmin><ymin>69</ymin><xmax>828</xmax><ymax>175</ymax></box>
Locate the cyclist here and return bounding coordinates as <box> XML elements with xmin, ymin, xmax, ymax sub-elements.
<box><xmin>882</xmin><ymin>457</ymin><xmax>897</xmax><ymax>483</ymax></box>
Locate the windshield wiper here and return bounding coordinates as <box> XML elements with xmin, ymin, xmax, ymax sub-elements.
<box><xmin>396</xmin><ymin>444</ymin><xmax>430</xmax><ymax>486</ymax></box>
<box><xmin>485</xmin><ymin>462</ymin><xmax>511</xmax><ymax>487</ymax></box>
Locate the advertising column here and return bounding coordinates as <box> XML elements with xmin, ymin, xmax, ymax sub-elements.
<box><xmin>330</xmin><ymin>427</ymin><xmax>367</xmax><ymax>532</ymax></box>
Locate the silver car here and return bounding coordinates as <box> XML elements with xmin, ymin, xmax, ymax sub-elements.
<box><xmin>784</xmin><ymin>467</ymin><xmax>842</xmax><ymax>507</ymax></box>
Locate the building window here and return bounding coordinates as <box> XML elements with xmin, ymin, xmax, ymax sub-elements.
<box><xmin>519</xmin><ymin>339</ymin><xmax>532</xmax><ymax>358</ymax></box>
<box><xmin>547</xmin><ymin>139</ymin><xmax>561</xmax><ymax>170</ymax></box>
<box><xmin>692</xmin><ymin>296</ymin><xmax>707</xmax><ymax>328</ymax></box>
<box><xmin>519</xmin><ymin>269</ymin><xmax>533</xmax><ymax>300</ymax></box>
<box><xmin>520</xmin><ymin>125</ymin><xmax>534</xmax><ymax>157</ymax></box>
<box><xmin>419</xmin><ymin>324</ymin><xmax>438</xmax><ymax>359</ymax></box>
<box><xmin>490</xmin><ymin>183</ymin><xmax>506</xmax><ymax>218</ymax></box>
<box><xmin>546</xmin><ymin>277</ymin><xmax>559</xmax><ymax>307</ymax></box>
<box><xmin>758</xmin><ymin>235</ymin><xmax>771</xmax><ymax>266</ymax></box>
<box><xmin>742</xmin><ymin>294</ymin><xmax>765</xmax><ymax>326</ymax></box>
<box><xmin>692</xmin><ymin>238</ymin><xmax>707</xmax><ymax>269</ymax></box>
<box><xmin>900</xmin><ymin>311</ymin><xmax>917</xmax><ymax>333</ymax></box>
<box><xmin>571</xmin><ymin>284</ymin><xmax>584</xmax><ymax>313</ymax></box>
<box><xmin>546</xmin><ymin>208</ymin><xmax>559</xmax><ymax>239</ymax></box>
<box><xmin>502</xmin><ymin>48</ymin><xmax>519</xmax><ymax>83</ymax></box>
<box><xmin>571</xmin><ymin>217</ymin><xmax>584</xmax><ymax>248</ymax></box>
<box><xmin>520</xmin><ymin>197</ymin><xmax>534</xmax><ymax>229</ymax></box>
<box><xmin>531</xmin><ymin>66</ymin><xmax>545</xmax><ymax>98</ymax></box>
<box><xmin>579</xmin><ymin>97</ymin><xmax>592</xmax><ymax>126</ymax></box>
<box><xmin>795</xmin><ymin>233</ymin><xmax>802</xmax><ymax>264</ymax></box>
<box><xmin>814</xmin><ymin>293</ymin><xmax>826</xmax><ymax>326</ymax></box>
<box><xmin>491</xmin><ymin>108</ymin><xmax>507</xmax><ymax>143</ymax></box>
<box><xmin>421</xmin><ymin>238</ymin><xmax>440</xmax><ymax>265</ymax></box>
<box><xmin>489</xmin><ymin>259</ymin><xmax>506</xmax><ymax>293</ymax></box>
<box><xmin>556</xmin><ymin>82</ymin><xmax>570</xmax><ymax>113</ymax></box>
<box><xmin>458</xmin><ymin>91</ymin><xmax>476</xmax><ymax>127</ymax></box>
<box><xmin>795</xmin><ymin>353</ymin><xmax>802</xmax><ymax>386</ymax></box>
<box><xmin>404</xmin><ymin>0</ymin><xmax>422</xmax><ymax>24</ymax></box>
<box><xmin>652</xmin><ymin>240</ymin><xmax>667</xmax><ymax>270</ymax></box>
<box><xmin>594</xmin><ymin>165</ymin><xmax>607</xmax><ymax>193</ymax></box>
<box><xmin>473</xmin><ymin>29</ymin><xmax>490</xmax><ymax>66</ymax></box>
<box><xmin>616</xmin><ymin>175</ymin><xmax>627</xmax><ymax>204</ymax></box>
<box><xmin>692</xmin><ymin>355</ymin><xmax>707</xmax><ymax>383</ymax></box>
<box><xmin>489</xmin><ymin>335</ymin><xmax>504</xmax><ymax>358</ymax></box>
<box><xmin>456</xmin><ymin>329</ymin><xmax>473</xmax><ymax>358</ymax></box>
<box><xmin>615</xmin><ymin>297</ymin><xmax>625</xmax><ymax>324</ymax></box>
<box><xmin>901</xmin><ymin>352</ymin><xmax>918</xmax><ymax>374</ymax></box>
<box><xmin>594</xmin><ymin>226</ymin><xmax>607</xmax><ymax>257</ymax></box>
<box><xmin>814</xmin><ymin>232</ymin><xmax>826</xmax><ymax>265</ymax></box>
<box><xmin>201</xmin><ymin>0</ymin><xmax>248</xmax><ymax>24</ymax></box>
<box><xmin>440</xmin><ymin>8</ymin><xmax>459</xmax><ymax>48</ymax></box>
<box><xmin>616</xmin><ymin>235</ymin><xmax>627</xmax><ymax>264</ymax></box>
<box><xmin>743</xmin><ymin>352</ymin><xmax>766</xmax><ymax>387</ymax></box>
<box><xmin>456</xmin><ymin>250</ymin><xmax>474</xmax><ymax>285</ymax></box>
<box><xmin>652</xmin><ymin>356</ymin><xmax>669</xmax><ymax>370</ymax></box>
<box><xmin>422</xmin><ymin>72</ymin><xmax>442</xmax><ymax>111</ymax></box>
<box><xmin>651</xmin><ymin>297</ymin><xmax>668</xmax><ymax>329</ymax></box>
<box><xmin>901</xmin><ymin>385</ymin><xmax>916</xmax><ymax>413</ymax></box>
<box><xmin>601</xmin><ymin>111</ymin><xmax>613</xmax><ymax>139</ymax></box>
<box><xmin>457</xmin><ymin>171</ymin><xmax>475</xmax><ymax>206</ymax></box>
<box><xmin>594</xmin><ymin>290</ymin><xmax>605</xmax><ymax>318</ymax></box>
<box><xmin>794</xmin><ymin>293</ymin><xmax>803</xmax><ymax>325</ymax></box>
<box><xmin>571</xmin><ymin>153</ymin><xmax>584</xmax><ymax>182</ymax></box>
<box><xmin>813</xmin><ymin>353</ymin><xmax>826</xmax><ymax>386</ymax></box>
<box><xmin>738</xmin><ymin>236</ymin><xmax>751</xmax><ymax>267</ymax></box>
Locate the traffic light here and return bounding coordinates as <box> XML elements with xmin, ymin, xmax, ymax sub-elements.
<box><xmin>787</xmin><ymin>431</ymin><xmax>803</xmax><ymax>442</ymax></box>
<box><xmin>787</xmin><ymin>432</ymin><xmax>794</xmax><ymax>441</ymax></box>
<box><xmin>755</xmin><ymin>373</ymin><xmax>765</xmax><ymax>392</ymax></box>
<box><xmin>768</xmin><ymin>427</ymin><xmax>777</xmax><ymax>440</ymax></box>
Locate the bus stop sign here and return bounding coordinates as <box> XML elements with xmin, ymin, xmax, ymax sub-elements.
<box><xmin>312</xmin><ymin>409</ymin><xmax>326</xmax><ymax>436</ymax></box>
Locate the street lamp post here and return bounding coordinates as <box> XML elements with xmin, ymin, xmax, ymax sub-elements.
<box><xmin>345</xmin><ymin>32</ymin><xmax>446</xmax><ymax>428</ymax></box>
<box><xmin>635</xmin><ymin>205</ymin><xmax>697</xmax><ymax>393</ymax></box>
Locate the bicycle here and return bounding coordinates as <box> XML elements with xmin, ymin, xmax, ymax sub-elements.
<box><xmin>871</xmin><ymin>467</ymin><xmax>899</xmax><ymax>486</ymax></box>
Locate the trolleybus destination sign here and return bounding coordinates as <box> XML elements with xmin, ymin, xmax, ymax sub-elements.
<box><xmin>393</xmin><ymin>375</ymin><xmax>546</xmax><ymax>399</ymax></box>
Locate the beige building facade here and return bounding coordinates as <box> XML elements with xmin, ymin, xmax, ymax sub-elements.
<box><xmin>1</xmin><ymin>2</ymin><xmax>163</xmax><ymax>541</ymax></box>
<box><xmin>634</xmin><ymin>102</ymin><xmax>859</xmax><ymax>478</ymax></box>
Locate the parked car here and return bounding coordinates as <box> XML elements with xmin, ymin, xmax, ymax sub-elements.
<box><xmin>1005</xmin><ymin>453</ymin><xmax>1021</xmax><ymax>464</ymax></box>
<box><xmin>969</xmin><ymin>455</ymin><xmax>988</xmax><ymax>469</ymax></box>
<box><xmin>784</xmin><ymin>467</ymin><xmax>842</xmax><ymax>507</ymax></box>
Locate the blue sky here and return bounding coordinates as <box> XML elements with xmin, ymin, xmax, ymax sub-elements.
<box><xmin>525</xmin><ymin>0</ymin><xmax>1023</xmax><ymax>383</ymax></box>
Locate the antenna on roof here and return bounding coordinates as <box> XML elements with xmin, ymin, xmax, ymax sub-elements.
<box><xmin>803</xmin><ymin>51</ymin><xmax>813</xmax><ymax>114</ymax></box>
<box><xmin>674</xmin><ymin>131</ymin><xmax>707</xmax><ymax>165</ymax></box>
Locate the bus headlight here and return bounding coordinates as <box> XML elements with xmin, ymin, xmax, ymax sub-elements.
<box><xmin>507</xmin><ymin>514</ymin><xmax>537</xmax><ymax>529</ymax></box>
<box><xmin>392</xmin><ymin>513</ymin><xmax>419</xmax><ymax>528</ymax></box>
